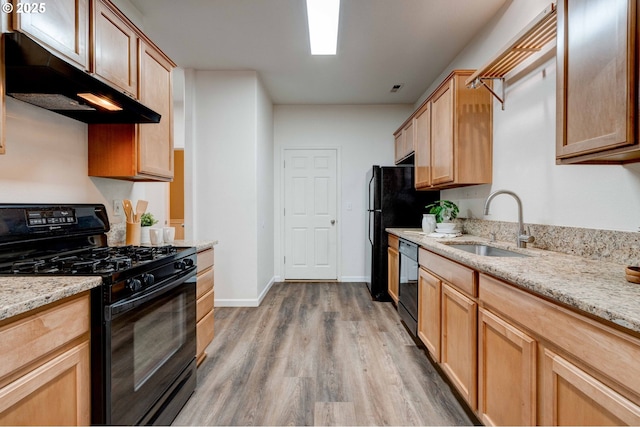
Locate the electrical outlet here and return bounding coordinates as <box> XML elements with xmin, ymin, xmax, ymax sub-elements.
<box><xmin>113</xmin><ymin>200</ymin><xmax>123</xmax><ymax>216</ymax></box>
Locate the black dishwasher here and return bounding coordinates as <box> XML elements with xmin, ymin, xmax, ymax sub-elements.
<box><xmin>398</xmin><ymin>238</ymin><xmax>419</xmax><ymax>336</ymax></box>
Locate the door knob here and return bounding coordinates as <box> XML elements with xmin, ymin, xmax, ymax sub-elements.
<box><xmin>331</xmin><ymin>219</ymin><xmax>336</xmax><ymax>225</ymax></box>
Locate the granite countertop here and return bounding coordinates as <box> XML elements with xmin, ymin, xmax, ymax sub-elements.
<box><xmin>388</xmin><ymin>228</ymin><xmax>640</xmax><ymax>335</ymax></box>
<box><xmin>0</xmin><ymin>240</ymin><xmax>218</xmax><ymax>322</ymax></box>
<box><xmin>0</xmin><ymin>276</ymin><xmax>102</xmax><ymax>322</ymax></box>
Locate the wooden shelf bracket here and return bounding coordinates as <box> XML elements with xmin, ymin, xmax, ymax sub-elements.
<box><xmin>466</xmin><ymin>2</ymin><xmax>557</xmax><ymax>110</ymax></box>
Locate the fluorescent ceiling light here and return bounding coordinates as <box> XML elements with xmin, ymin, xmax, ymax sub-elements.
<box><xmin>77</xmin><ymin>93</ymin><xmax>122</xmax><ymax>111</ymax></box>
<box><xmin>306</xmin><ymin>0</ymin><xmax>340</xmax><ymax>55</ymax></box>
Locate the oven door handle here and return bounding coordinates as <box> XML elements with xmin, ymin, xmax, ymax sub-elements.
<box><xmin>107</xmin><ymin>268</ymin><xmax>196</xmax><ymax>319</ymax></box>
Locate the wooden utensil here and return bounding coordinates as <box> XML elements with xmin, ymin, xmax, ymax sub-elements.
<box><xmin>135</xmin><ymin>200</ymin><xmax>148</xmax><ymax>222</ymax></box>
<box><xmin>123</xmin><ymin>199</ymin><xmax>134</xmax><ymax>223</ymax></box>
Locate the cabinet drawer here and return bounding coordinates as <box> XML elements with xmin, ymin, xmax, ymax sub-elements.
<box><xmin>197</xmin><ymin>249</ymin><xmax>214</xmax><ymax>273</ymax></box>
<box><xmin>419</xmin><ymin>248</ymin><xmax>476</xmax><ymax>297</ymax></box>
<box><xmin>480</xmin><ymin>273</ymin><xmax>640</xmax><ymax>402</ymax></box>
<box><xmin>196</xmin><ymin>289</ymin><xmax>214</xmax><ymax>323</ymax></box>
<box><xmin>388</xmin><ymin>234</ymin><xmax>399</xmax><ymax>250</ymax></box>
<box><xmin>196</xmin><ymin>310</ymin><xmax>214</xmax><ymax>357</ymax></box>
<box><xmin>196</xmin><ymin>268</ymin><xmax>214</xmax><ymax>299</ymax></box>
<box><xmin>0</xmin><ymin>293</ymin><xmax>90</xmax><ymax>381</ymax></box>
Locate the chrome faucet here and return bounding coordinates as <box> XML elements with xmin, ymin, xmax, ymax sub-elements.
<box><xmin>483</xmin><ymin>190</ymin><xmax>535</xmax><ymax>248</ymax></box>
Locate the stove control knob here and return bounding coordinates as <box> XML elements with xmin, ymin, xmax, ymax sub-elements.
<box><xmin>175</xmin><ymin>260</ymin><xmax>186</xmax><ymax>270</ymax></box>
<box><xmin>183</xmin><ymin>258</ymin><xmax>194</xmax><ymax>268</ymax></box>
<box><xmin>126</xmin><ymin>278</ymin><xmax>142</xmax><ymax>293</ymax></box>
<box><xmin>141</xmin><ymin>273</ymin><xmax>155</xmax><ymax>288</ymax></box>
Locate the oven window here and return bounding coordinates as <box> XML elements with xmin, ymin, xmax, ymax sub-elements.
<box><xmin>133</xmin><ymin>293</ymin><xmax>186</xmax><ymax>388</ymax></box>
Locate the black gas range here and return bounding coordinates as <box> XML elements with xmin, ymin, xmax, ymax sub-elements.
<box><xmin>0</xmin><ymin>204</ymin><xmax>197</xmax><ymax>426</ymax></box>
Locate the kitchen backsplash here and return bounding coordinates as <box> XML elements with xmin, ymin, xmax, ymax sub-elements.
<box><xmin>461</xmin><ymin>219</ymin><xmax>640</xmax><ymax>266</ymax></box>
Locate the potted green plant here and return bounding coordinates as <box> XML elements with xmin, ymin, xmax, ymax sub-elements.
<box><xmin>425</xmin><ymin>200</ymin><xmax>459</xmax><ymax>223</ymax></box>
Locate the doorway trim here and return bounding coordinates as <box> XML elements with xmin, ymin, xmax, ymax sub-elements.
<box><xmin>279</xmin><ymin>146</ymin><xmax>341</xmax><ymax>281</ymax></box>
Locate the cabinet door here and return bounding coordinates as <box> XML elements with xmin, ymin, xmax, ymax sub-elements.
<box><xmin>418</xmin><ymin>267</ymin><xmax>440</xmax><ymax>361</ymax></box>
<box><xmin>556</xmin><ymin>0</ymin><xmax>636</xmax><ymax>162</ymax></box>
<box><xmin>394</xmin><ymin>132</ymin><xmax>403</xmax><ymax>164</ymax></box>
<box><xmin>441</xmin><ymin>283</ymin><xmax>477</xmax><ymax>409</ymax></box>
<box><xmin>403</xmin><ymin>120</ymin><xmax>414</xmax><ymax>158</ymax></box>
<box><xmin>431</xmin><ymin>78</ymin><xmax>455</xmax><ymax>185</ymax></box>
<box><xmin>541</xmin><ymin>348</ymin><xmax>640</xmax><ymax>426</ymax></box>
<box><xmin>0</xmin><ymin>341</ymin><xmax>90</xmax><ymax>426</ymax></box>
<box><xmin>93</xmin><ymin>0</ymin><xmax>138</xmax><ymax>97</ymax></box>
<box><xmin>387</xmin><ymin>247</ymin><xmax>399</xmax><ymax>304</ymax></box>
<box><xmin>138</xmin><ymin>41</ymin><xmax>173</xmax><ymax>178</ymax></box>
<box><xmin>478</xmin><ymin>308</ymin><xmax>536</xmax><ymax>426</ymax></box>
<box><xmin>13</xmin><ymin>0</ymin><xmax>89</xmax><ymax>70</ymax></box>
<box><xmin>414</xmin><ymin>103</ymin><xmax>431</xmax><ymax>188</ymax></box>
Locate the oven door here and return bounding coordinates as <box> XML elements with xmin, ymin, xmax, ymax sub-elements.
<box><xmin>105</xmin><ymin>272</ymin><xmax>196</xmax><ymax>426</ymax></box>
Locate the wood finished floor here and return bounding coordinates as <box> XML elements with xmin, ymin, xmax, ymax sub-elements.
<box><xmin>173</xmin><ymin>282</ymin><xmax>473</xmax><ymax>426</ymax></box>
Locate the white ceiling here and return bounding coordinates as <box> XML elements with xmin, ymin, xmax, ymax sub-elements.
<box><xmin>128</xmin><ymin>0</ymin><xmax>507</xmax><ymax>104</ymax></box>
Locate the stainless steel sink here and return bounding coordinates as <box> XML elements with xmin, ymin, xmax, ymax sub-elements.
<box><xmin>445</xmin><ymin>244</ymin><xmax>529</xmax><ymax>258</ymax></box>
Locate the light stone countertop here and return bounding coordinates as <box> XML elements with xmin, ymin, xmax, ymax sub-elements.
<box><xmin>388</xmin><ymin>228</ymin><xmax>640</xmax><ymax>335</ymax></box>
<box><xmin>0</xmin><ymin>276</ymin><xmax>102</xmax><ymax>322</ymax></box>
<box><xmin>0</xmin><ymin>240</ymin><xmax>218</xmax><ymax>322</ymax></box>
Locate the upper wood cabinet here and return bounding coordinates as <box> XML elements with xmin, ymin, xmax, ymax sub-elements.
<box><xmin>92</xmin><ymin>0</ymin><xmax>138</xmax><ymax>98</ymax></box>
<box><xmin>88</xmin><ymin>40</ymin><xmax>174</xmax><ymax>181</ymax></box>
<box><xmin>413</xmin><ymin>102</ymin><xmax>431</xmax><ymax>188</ymax></box>
<box><xmin>12</xmin><ymin>0</ymin><xmax>89</xmax><ymax>70</ymax></box>
<box><xmin>396</xmin><ymin>70</ymin><xmax>492</xmax><ymax>189</ymax></box>
<box><xmin>394</xmin><ymin>119</ymin><xmax>414</xmax><ymax>164</ymax></box>
<box><xmin>556</xmin><ymin>0</ymin><xmax>640</xmax><ymax>164</ymax></box>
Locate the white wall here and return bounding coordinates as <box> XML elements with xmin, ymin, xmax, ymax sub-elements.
<box><xmin>0</xmin><ymin>97</ymin><xmax>168</xmax><ymax>226</ymax></box>
<box><xmin>273</xmin><ymin>104</ymin><xmax>414</xmax><ymax>281</ymax></box>
<box><xmin>416</xmin><ymin>0</ymin><xmax>640</xmax><ymax>232</ymax></box>
<box><xmin>190</xmin><ymin>70</ymin><xmax>274</xmax><ymax>306</ymax></box>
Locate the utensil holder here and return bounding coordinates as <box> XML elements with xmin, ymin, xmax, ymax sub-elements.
<box><xmin>126</xmin><ymin>221</ymin><xmax>141</xmax><ymax>245</ymax></box>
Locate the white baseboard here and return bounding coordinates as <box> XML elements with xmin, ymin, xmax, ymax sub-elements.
<box><xmin>340</xmin><ymin>276</ymin><xmax>366</xmax><ymax>282</ymax></box>
<box><xmin>214</xmin><ymin>276</ymin><xmax>276</xmax><ymax>307</ymax></box>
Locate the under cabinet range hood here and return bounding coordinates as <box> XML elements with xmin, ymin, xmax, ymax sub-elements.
<box><xmin>4</xmin><ymin>33</ymin><xmax>161</xmax><ymax>124</ymax></box>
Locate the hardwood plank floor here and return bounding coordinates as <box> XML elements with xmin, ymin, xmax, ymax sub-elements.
<box><xmin>173</xmin><ymin>282</ymin><xmax>473</xmax><ymax>426</ymax></box>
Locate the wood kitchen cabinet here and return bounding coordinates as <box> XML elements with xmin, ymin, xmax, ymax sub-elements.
<box><xmin>93</xmin><ymin>0</ymin><xmax>138</xmax><ymax>97</ymax></box>
<box><xmin>396</xmin><ymin>69</ymin><xmax>492</xmax><ymax>189</ymax></box>
<box><xmin>417</xmin><ymin>266</ymin><xmax>440</xmax><ymax>361</ymax></box>
<box><xmin>11</xmin><ymin>0</ymin><xmax>89</xmax><ymax>71</ymax></box>
<box><xmin>480</xmin><ymin>273</ymin><xmax>640</xmax><ymax>425</ymax></box>
<box><xmin>196</xmin><ymin>247</ymin><xmax>215</xmax><ymax>366</ymax></box>
<box><xmin>430</xmin><ymin>70</ymin><xmax>492</xmax><ymax>188</ymax></box>
<box><xmin>0</xmin><ymin>292</ymin><xmax>90</xmax><ymax>426</ymax></box>
<box><xmin>477</xmin><ymin>307</ymin><xmax>536</xmax><ymax>426</ymax></box>
<box><xmin>556</xmin><ymin>0</ymin><xmax>640</xmax><ymax>164</ymax></box>
<box><xmin>394</xmin><ymin>119</ymin><xmax>415</xmax><ymax>164</ymax></box>
<box><xmin>418</xmin><ymin>248</ymin><xmax>478</xmax><ymax>409</ymax></box>
<box><xmin>413</xmin><ymin>102</ymin><xmax>431</xmax><ymax>188</ymax></box>
<box><xmin>541</xmin><ymin>348</ymin><xmax>640</xmax><ymax>426</ymax></box>
<box><xmin>441</xmin><ymin>283</ymin><xmax>477</xmax><ymax>410</ymax></box>
<box><xmin>387</xmin><ymin>234</ymin><xmax>399</xmax><ymax>304</ymax></box>
<box><xmin>88</xmin><ymin>38</ymin><xmax>175</xmax><ymax>181</ymax></box>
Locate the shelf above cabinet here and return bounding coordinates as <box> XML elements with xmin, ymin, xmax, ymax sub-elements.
<box><xmin>466</xmin><ymin>2</ymin><xmax>557</xmax><ymax>109</ymax></box>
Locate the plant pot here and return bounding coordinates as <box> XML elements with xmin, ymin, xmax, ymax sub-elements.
<box><xmin>140</xmin><ymin>226</ymin><xmax>151</xmax><ymax>244</ymax></box>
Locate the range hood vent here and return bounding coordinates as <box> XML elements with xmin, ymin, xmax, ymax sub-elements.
<box><xmin>4</xmin><ymin>32</ymin><xmax>161</xmax><ymax>124</ymax></box>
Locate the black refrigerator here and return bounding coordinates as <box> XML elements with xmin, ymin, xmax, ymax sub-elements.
<box><xmin>365</xmin><ymin>165</ymin><xmax>439</xmax><ymax>301</ymax></box>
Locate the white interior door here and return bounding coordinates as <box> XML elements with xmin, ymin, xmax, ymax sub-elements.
<box><xmin>284</xmin><ymin>149</ymin><xmax>337</xmax><ymax>280</ymax></box>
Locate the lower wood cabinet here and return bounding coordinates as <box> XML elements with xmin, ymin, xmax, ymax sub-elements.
<box><xmin>477</xmin><ymin>307</ymin><xmax>536</xmax><ymax>426</ymax></box>
<box><xmin>387</xmin><ymin>234</ymin><xmax>399</xmax><ymax>304</ymax></box>
<box><xmin>196</xmin><ymin>247</ymin><xmax>215</xmax><ymax>366</ymax></box>
<box><xmin>440</xmin><ymin>283</ymin><xmax>477</xmax><ymax>410</ymax></box>
<box><xmin>541</xmin><ymin>348</ymin><xmax>640</xmax><ymax>426</ymax></box>
<box><xmin>411</xmin><ymin>244</ymin><xmax>640</xmax><ymax>426</ymax></box>
<box><xmin>417</xmin><ymin>266</ymin><xmax>440</xmax><ymax>361</ymax></box>
<box><xmin>0</xmin><ymin>292</ymin><xmax>90</xmax><ymax>426</ymax></box>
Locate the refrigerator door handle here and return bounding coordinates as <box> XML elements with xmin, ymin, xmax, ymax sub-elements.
<box><xmin>368</xmin><ymin>210</ymin><xmax>373</xmax><ymax>245</ymax></box>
